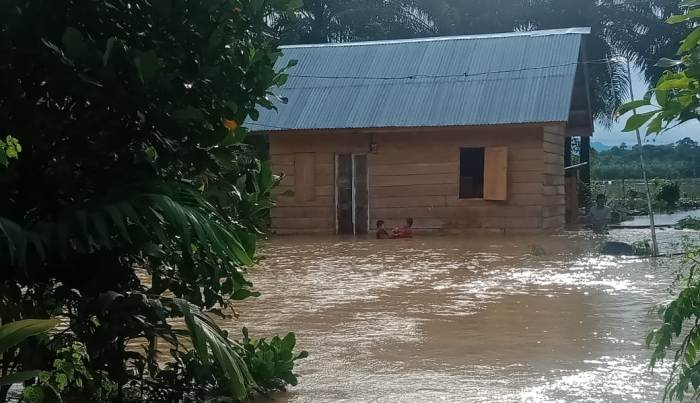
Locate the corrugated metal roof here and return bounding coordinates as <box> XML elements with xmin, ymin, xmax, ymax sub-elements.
<box><xmin>249</xmin><ymin>28</ymin><xmax>590</xmax><ymax>132</ymax></box>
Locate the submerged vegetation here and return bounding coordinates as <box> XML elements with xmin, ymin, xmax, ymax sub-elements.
<box><xmin>676</xmin><ymin>217</ymin><xmax>700</xmax><ymax>231</ymax></box>
<box><xmin>656</xmin><ymin>180</ymin><xmax>683</xmax><ymax>209</ymax></box>
<box><xmin>0</xmin><ymin>0</ymin><xmax>304</xmax><ymax>401</ymax></box>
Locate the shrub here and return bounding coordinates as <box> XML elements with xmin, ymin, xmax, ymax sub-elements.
<box><xmin>655</xmin><ymin>179</ymin><xmax>682</xmax><ymax>209</ymax></box>
<box><xmin>0</xmin><ymin>319</ymin><xmax>58</xmax><ymax>392</ymax></box>
<box><xmin>23</xmin><ymin>341</ymin><xmax>118</xmax><ymax>403</ymax></box>
<box><xmin>0</xmin><ymin>0</ymin><xmax>303</xmax><ymax>401</ymax></box>
<box><xmin>632</xmin><ymin>240</ymin><xmax>653</xmax><ymax>256</ymax></box>
<box><xmin>677</xmin><ymin>217</ymin><xmax>700</xmax><ymax>231</ymax></box>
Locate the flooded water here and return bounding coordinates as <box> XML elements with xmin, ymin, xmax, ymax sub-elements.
<box><xmin>618</xmin><ymin>208</ymin><xmax>700</xmax><ymax>227</ymax></box>
<box><xmin>232</xmin><ymin>228</ymin><xmax>700</xmax><ymax>403</ymax></box>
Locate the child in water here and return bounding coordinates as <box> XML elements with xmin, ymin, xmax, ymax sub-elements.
<box><xmin>376</xmin><ymin>220</ymin><xmax>390</xmax><ymax>239</ymax></box>
<box><xmin>391</xmin><ymin>217</ymin><xmax>414</xmax><ymax>239</ymax></box>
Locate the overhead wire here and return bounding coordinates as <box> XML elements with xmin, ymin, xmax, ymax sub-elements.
<box><xmin>244</xmin><ymin>56</ymin><xmax>664</xmax><ymax>130</ymax></box>
<box><xmin>281</xmin><ymin>57</ymin><xmax>662</xmax><ymax>82</ymax></box>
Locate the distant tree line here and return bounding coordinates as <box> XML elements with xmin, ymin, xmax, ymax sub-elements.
<box><xmin>592</xmin><ymin>137</ymin><xmax>700</xmax><ymax>179</ymax></box>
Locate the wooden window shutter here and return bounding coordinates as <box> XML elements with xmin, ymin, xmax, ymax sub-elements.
<box><xmin>483</xmin><ymin>146</ymin><xmax>508</xmax><ymax>201</ymax></box>
<box><xmin>294</xmin><ymin>153</ymin><xmax>315</xmax><ymax>201</ymax></box>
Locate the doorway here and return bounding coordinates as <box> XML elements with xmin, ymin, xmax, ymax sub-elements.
<box><xmin>336</xmin><ymin>154</ymin><xmax>369</xmax><ymax>235</ymax></box>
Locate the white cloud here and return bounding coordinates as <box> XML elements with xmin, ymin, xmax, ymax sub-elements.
<box><xmin>592</xmin><ymin>66</ymin><xmax>700</xmax><ymax>146</ymax></box>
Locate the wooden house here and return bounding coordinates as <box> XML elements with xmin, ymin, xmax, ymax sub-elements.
<box><xmin>250</xmin><ymin>28</ymin><xmax>594</xmax><ymax>234</ymax></box>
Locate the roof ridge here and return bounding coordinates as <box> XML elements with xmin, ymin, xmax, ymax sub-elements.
<box><xmin>280</xmin><ymin>27</ymin><xmax>591</xmax><ymax>49</ymax></box>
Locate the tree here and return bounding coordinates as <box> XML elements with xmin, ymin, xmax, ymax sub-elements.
<box><xmin>271</xmin><ymin>0</ymin><xmax>434</xmax><ymax>44</ymax></box>
<box><xmin>677</xmin><ymin>137</ymin><xmax>698</xmax><ymax>148</ymax></box>
<box><xmin>655</xmin><ymin>179</ymin><xmax>682</xmax><ymax>208</ymax></box>
<box><xmin>0</xmin><ymin>0</ymin><xmax>303</xmax><ymax>401</ymax></box>
<box><xmin>614</xmin><ymin>3</ymin><xmax>700</xmax><ymax>136</ymax></box>
<box><xmin>419</xmin><ymin>0</ymin><xmax>688</xmax><ymax>123</ymax></box>
<box><xmin>619</xmin><ymin>1</ymin><xmax>700</xmax><ymax>400</ymax></box>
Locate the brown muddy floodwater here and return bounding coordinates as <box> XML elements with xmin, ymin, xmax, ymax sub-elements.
<box><xmin>231</xmin><ymin>228</ymin><xmax>700</xmax><ymax>403</ymax></box>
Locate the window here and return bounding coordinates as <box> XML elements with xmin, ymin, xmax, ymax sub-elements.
<box><xmin>459</xmin><ymin>148</ymin><xmax>485</xmax><ymax>199</ymax></box>
<box><xmin>459</xmin><ymin>146</ymin><xmax>509</xmax><ymax>201</ymax></box>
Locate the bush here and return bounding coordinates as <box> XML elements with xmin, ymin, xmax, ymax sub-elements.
<box><xmin>627</xmin><ymin>188</ymin><xmax>640</xmax><ymax>201</ymax></box>
<box><xmin>647</xmin><ymin>248</ymin><xmax>700</xmax><ymax>401</ymax></box>
<box><xmin>23</xmin><ymin>341</ymin><xmax>118</xmax><ymax>403</ymax></box>
<box><xmin>632</xmin><ymin>240</ymin><xmax>653</xmax><ymax>256</ymax></box>
<box><xmin>0</xmin><ymin>319</ymin><xmax>58</xmax><ymax>391</ymax></box>
<box><xmin>655</xmin><ymin>179</ymin><xmax>682</xmax><ymax>209</ymax></box>
<box><xmin>240</xmin><ymin>328</ymin><xmax>309</xmax><ymax>393</ymax></box>
<box><xmin>676</xmin><ymin>217</ymin><xmax>700</xmax><ymax>230</ymax></box>
<box><xmin>579</xmin><ymin>181</ymin><xmax>606</xmax><ymax>209</ymax></box>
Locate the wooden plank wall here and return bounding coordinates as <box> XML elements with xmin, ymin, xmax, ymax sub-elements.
<box><xmin>542</xmin><ymin>125</ymin><xmax>567</xmax><ymax>230</ymax></box>
<box><xmin>368</xmin><ymin>126</ymin><xmax>546</xmax><ymax>232</ymax></box>
<box><xmin>270</xmin><ymin>132</ymin><xmax>369</xmax><ymax>234</ymax></box>
<box><xmin>268</xmin><ymin>125</ymin><xmax>567</xmax><ymax>234</ymax></box>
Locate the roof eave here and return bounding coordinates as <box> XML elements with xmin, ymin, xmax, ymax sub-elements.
<box><xmin>249</xmin><ymin>121</ymin><xmax>569</xmax><ymax>135</ymax></box>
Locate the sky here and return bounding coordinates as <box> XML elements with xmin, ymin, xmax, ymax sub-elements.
<box><xmin>592</xmin><ymin>66</ymin><xmax>700</xmax><ymax>146</ymax></box>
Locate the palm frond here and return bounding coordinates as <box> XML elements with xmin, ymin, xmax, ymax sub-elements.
<box><xmin>0</xmin><ymin>182</ymin><xmax>254</xmax><ymax>268</ymax></box>
<box><xmin>0</xmin><ymin>318</ymin><xmax>59</xmax><ymax>354</ymax></box>
<box><xmin>171</xmin><ymin>298</ymin><xmax>257</xmax><ymax>401</ymax></box>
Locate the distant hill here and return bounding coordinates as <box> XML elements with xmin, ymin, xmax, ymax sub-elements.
<box><xmin>591</xmin><ymin>141</ymin><xmax>612</xmax><ymax>151</ymax></box>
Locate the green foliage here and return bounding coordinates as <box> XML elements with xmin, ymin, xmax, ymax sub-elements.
<box><xmin>616</xmin><ymin>8</ymin><xmax>700</xmax><ymax>401</ymax></box>
<box><xmin>0</xmin><ymin>135</ymin><xmax>21</xmax><ymax>167</ymax></box>
<box><xmin>240</xmin><ymin>328</ymin><xmax>308</xmax><ymax>392</ymax></box>
<box><xmin>677</xmin><ymin>217</ymin><xmax>700</xmax><ymax>230</ymax></box>
<box><xmin>619</xmin><ymin>2</ymin><xmax>700</xmax><ymax>135</ymax></box>
<box><xmin>173</xmin><ymin>299</ymin><xmax>255</xmax><ymax>401</ymax></box>
<box><xmin>270</xmin><ymin>0</ymin><xmax>435</xmax><ymax>44</ymax></box>
<box><xmin>627</xmin><ymin>188</ymin><xmax>641</xmax><ymax>200</ymax></box>
<box><xmin>23</xmin><ymin>341</ymin><xmax>118</xmax><ymax>403</ymax></box>
<box><xmin>0</xmin><ymin>0</ymin><xmax>298</xmax><ymax>401</ymax></box>
<box><xmin>0</xmin><ymin>319</ymin><xmax>58</xmax><ymax>355</ymax></box>
<box><xmin>578</xmin><ymin>180</ymin><xmax>606</xmax><ymax>209</ymax></box>
<box><xmin>0</xmin><ymin>319</ymin><xmax>58</xmax><ymax>387</ymax></box>
<box><xmin>133</xmin><ymin>307</ymin><xmax>307</xmax><ymax>402</ymax></box>
<box><xmin>647</xmin><ymin>249</ymin><xmax>700</xmax><ymax>401</ymax></box>
<box><xmin>632</xmin><ymin>240</ymin><xmax>653</xmax><ymax>256</ymax></box>
<box><xmin>656</xmin><ymin>179</ymin><xmax>682</xmax><ymax>208</ymax></box>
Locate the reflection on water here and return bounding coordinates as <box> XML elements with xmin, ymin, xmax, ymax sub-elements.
<box><xmin>229</xmin><ymin>230</ymin><xmax>700</xmax><ymax>402</ymax></box>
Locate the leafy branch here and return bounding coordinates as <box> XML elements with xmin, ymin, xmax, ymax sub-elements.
<box><xmin>618</xmin><ymin>0</ymin><xmax>700</xmax><ymax>135</ymax></box>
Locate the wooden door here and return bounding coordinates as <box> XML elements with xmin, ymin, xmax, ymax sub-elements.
<box><xmin>483</xmin><ymin>146</ymin><xmax>508</xmax><ymax>201</ymax></box>
<box><xmin>353</xmin><ymin>154</ymin><xmax>369</xmax><ymax>234</ymax></box>
<box><xmin>336</xmin><ymin>154</ymin><xmax>354</xmax><ymax>234</ymax></box>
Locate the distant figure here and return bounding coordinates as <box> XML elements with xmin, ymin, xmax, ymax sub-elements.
<box><xmin>588</xmin><ymin>194</ymin><xmax>612</xmax><ymax>234</ymax></box>
<box><xmin>392</xmin><ymin>217</ymin><xmax>414</xmax><ymax>239</ymax></box>
<box><xmin>376</xmin><ymin>220</ymin><xmax>390</xmax><ymax>239</ymax></box>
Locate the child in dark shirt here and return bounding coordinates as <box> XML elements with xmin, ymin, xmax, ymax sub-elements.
<box><xmin>376</xmin><ymin>220</ymin><xmax>390</xmax><ymax>239</ymax></box>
